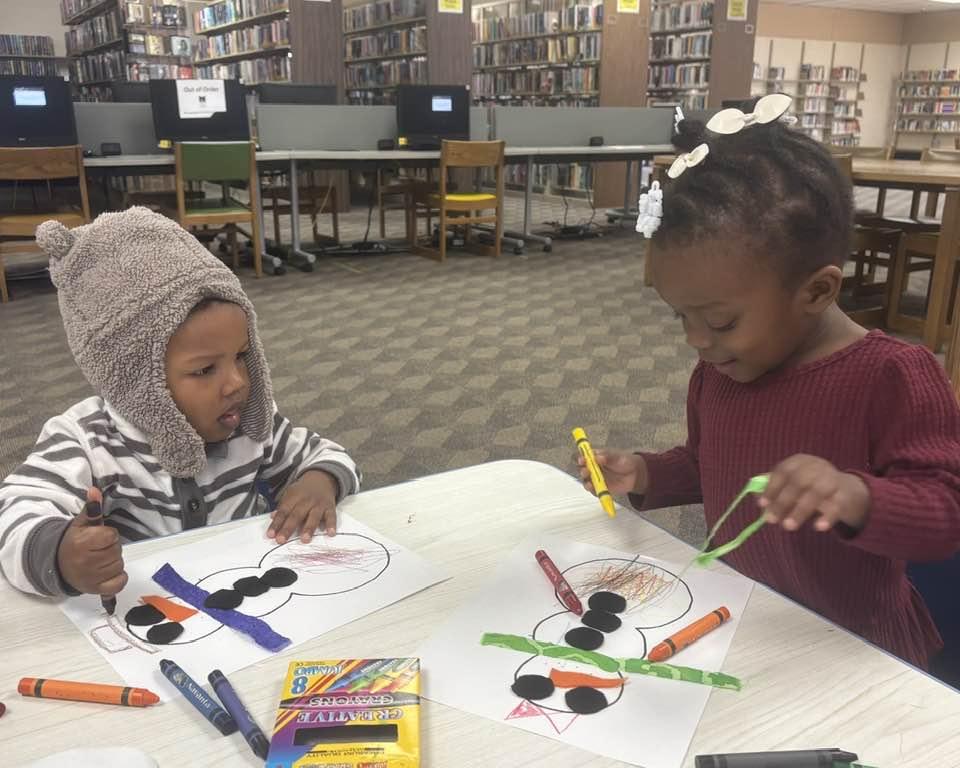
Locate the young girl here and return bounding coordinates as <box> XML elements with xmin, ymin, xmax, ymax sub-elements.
<box><xmin>0</xmin><ymin>207</ymin><xmax>359</xmax><ymax>600</ymax></box>
<box><xmin>582</xmin><ymin>98</ymin><xmax>960</xmax><ymax>670</ymax></box>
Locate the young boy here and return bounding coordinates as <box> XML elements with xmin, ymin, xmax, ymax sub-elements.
<box><xmin>0</xmin><ymin>207</ymin><xmax>360</xmax><ymax>600</ymax></box>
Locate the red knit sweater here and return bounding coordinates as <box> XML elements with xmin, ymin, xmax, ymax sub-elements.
<box><xmin>632</xmin><ymin>331</ymin><xmax>960</xmax><ymax>668</ymax></box>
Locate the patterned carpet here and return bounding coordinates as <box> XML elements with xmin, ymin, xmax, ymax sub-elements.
<box><xmin>0</xmin><ymin>187</ymin><xmax>934</xmax><ymax>547</ymax></box>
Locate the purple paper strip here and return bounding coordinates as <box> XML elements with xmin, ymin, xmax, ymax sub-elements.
<box><xmin>152</xmin><ymin>562</ymin><xmax>291</xmax><ymax>652</ymax></box>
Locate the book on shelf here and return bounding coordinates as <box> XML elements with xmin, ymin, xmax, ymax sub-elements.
<box><xmin>650</xmin><ymin>29</ymin><xmax>710</xmax><ymax>60</ymax></box>
<box><xmin>649</xmin><ymin>61</ymin><xmax>709</xmax><ymax>88</ymax></box>
<box><xmin>146</xmin><ymin>34</ymin><xmax>164</xmax><ymax>55</ymax></box>
<box><xmin>0</xmin><ymin>59</ymin><xmax>61</xmax><ymax>76</ymax></box>
<box><xmin>767</xmin><ymin>66</ymin><xmax>786</xmax><ymax>81</ymax></box>
<box><xmin>347</xmin><ymin>25</ymin><xmax>426</xmax><ymax>60</ymax></box>
<box><xmin>897</xmin><ymin>116</ymin><xmax>960</xmax><ymax>132</ymax></box>
<box><xmin>473</xmin><ymin>1</ymin><xmax>604</xmax><ymax>43</ymax></box>
<box><xmin>197</xmin><ymin>53</ymin><xmax>290</xmax><ymax>83</ymax></box>
<box><xmin>161</xmin><ymin>4</ymin><xmax>183</xmax><ymax>26</ymax></box>
<box><xmin>830</xmin><ymin>66</ymin><xmax>858</xmax><ymax>83</ymax></box>
<box><xmin>901</xmin><ymin>68</ymin><xmax>959</xmax><ymax>82</ymax></box>
<box><xmin>345</xmin><ymin>56</ymin><xmax>428</xmax><ymax>89</ymax></box>
<box><xmin>0</xmin><ymin>34</ymin><xmax>57</xmax><ymax>57</ymax></box>
<box><xmin>799</xmin><ymin>63</ymin><xmax>825</xmax><ymax>82</ymax></box>
<box><xmin>197</xmin><ymin>18</ymin><xmax>290</xmax><ymax>60</ymax></box>
<box><xmin>195</xmin><ymin>0</ymin><xmax>289</xmax><ymax>33</ymax></box>
<box><xmin>128</xmin><ymin>32</ymin><xmax>146</xmax><ymax>53</ymax></box>
<box><xmin>650</xmin><ymin>1</ymin><xmax>713</xmax><ymax>33</ymax></box>
<box><xmin>66</xmin><ymin>9</ymin><xmax>123</xmax><ymax>55</ymax></box>
<box><xmin>126</xmin><ymin>2</ymin><xmax>144</xmax><ymax>23</ymax></box>
<box><xmin>170</xmin><ymin>35</ymin><xmax>191</xmax><ymax>56</ymax></box>
<box><xmin>472</xmin><ymin>64</ymin><xmax>597</xmax><ymax>98</ymax></box>
<box><xmin>473</xmin><ymin>33</ymin><xmax>601</xmax><ymax>67</ymax></box>
<box><xmin>344</xmin><ymin>0</ymin><xmax>426</xmax><ymax>33</ymax></box>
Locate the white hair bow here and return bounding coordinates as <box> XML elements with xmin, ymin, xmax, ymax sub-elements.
<box><xmin>636</xmin><ymin>181</ymin><xmax>663</xmax><ymax>239</ymax></box>
<box><xmin>706</xmin><ymin>93</ymin><xmax>793</xmax><ymax>135</ymax></box>
<box><xmin>667</xmin><ymin>142</ymin><xmax>709</xmax><ymax>179</ymax></box>
<box><xmin>674</xmin><ymin>105</ymin><xmax>685</xmax><ymax>132</ymax></box>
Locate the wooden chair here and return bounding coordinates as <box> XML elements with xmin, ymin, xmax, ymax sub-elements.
<box><xmin>174</xmin><ymin>141</ymin><xmax>262</xmax><ymax>277</ymax></box>
<box><xmin>885</xmin><ymin>231</ymin><xmax>957</xmax><ymax>350</ymax></box>
<box><xmin>841</xmin><ymin>226</ymin><xmax>902</xmax><ymax>328</ymax></box>
<box><xmin>0</xmin><ymin>145</ymin><xmax>91</xmax><ymax>303</ymax></box>
<box><xmin>918</xmin><ymin>148</ymin><xmax>960</xmax><ymax>221</ymax></box>
<box><xmin>850</xmin><ymin>146</ymin><xmax>894</xmax><ymax>220</ymax></box>
<box><xmin>410</xmin><ymin>140</ymin><xmax>505</xmax><ymax>262</ymax></box>
<box><xmin>261</xmin><ymin>172</ymin><xmax>339</xmax><ymax>248</ymax></box>
<box><xmin>947</xmin><ymin>267</ymin><xmax>960</xmax><ymax>399</ymax></box>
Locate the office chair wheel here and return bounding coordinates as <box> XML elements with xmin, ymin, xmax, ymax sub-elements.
<box><xmin>513</xmin><ymin>247</ymin><xmax>524</xmax><ymax>255</ymax></box>
<box><xmin>543</xmin><ymin>245</ymin><xmax>552</xmax><ymax>253</ymax></box>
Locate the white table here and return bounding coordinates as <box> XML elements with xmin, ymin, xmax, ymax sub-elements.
<box><xmin>2</xmin><ymin>460</ymin><xmax>958</xmax><ymax>767</ymax></box>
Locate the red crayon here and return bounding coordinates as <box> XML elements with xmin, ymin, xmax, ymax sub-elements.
<box><xmin>535</xmin><ymin>549</ymin><xmax>583</xmax><ymax>615</ymax></box>
<box><xmin>0</xmin><ymin>702</ymin><xmax>6</xmax><ymax>718</ymax></box>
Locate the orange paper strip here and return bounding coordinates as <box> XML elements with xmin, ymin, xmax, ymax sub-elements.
<box><xmin>141</xmin><ymin>594</ymin><xmax>198</xmax><ymax>623</ymax></box>
<box><xmin>549</xmin><ymin>669</ymin><xmax>625</xmax><ymax>689</ymax></box>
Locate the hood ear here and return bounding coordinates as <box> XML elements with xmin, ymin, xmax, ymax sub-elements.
<box><xmin>35</xmin><ymin>220</ymin><xmax>76</xmax><ymax>262</ymax></box>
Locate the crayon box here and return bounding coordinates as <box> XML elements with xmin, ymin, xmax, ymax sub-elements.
<box><xmin>266</xmin><ymin>658</ymin><xmax>420</xmax><ymax>768</ymax></box>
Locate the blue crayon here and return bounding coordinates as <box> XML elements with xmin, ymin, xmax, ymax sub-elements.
<box><xmin>208</xmin><ymin>669</ymin><xmax>269</xmax><ymax>760</ymax></box>
<box><xmin>159</xmin><ymin>659</ymin><xmax>237</xmax><ymax>736</ymax></box>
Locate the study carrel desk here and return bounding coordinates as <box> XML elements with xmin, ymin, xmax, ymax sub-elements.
<box><xmin>2</xmin><ymin>460</ymin><xmax>958</xmax><ymax>766</ymax></box>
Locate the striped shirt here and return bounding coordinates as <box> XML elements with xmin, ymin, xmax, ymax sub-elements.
<box><xmin>0</xmin><ymin>396</ymin><xmax>360</xmax><ymax>597</ymax></box>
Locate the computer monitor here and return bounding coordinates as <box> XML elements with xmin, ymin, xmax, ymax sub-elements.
<box><xmin>0</xmin><ymin>76</ymin><xmax>77</xmax><ymax>147</ymax></box>
<box><xmin>148</xmin><ymin>78</ymin><xmax>249</xmax><ymax>144</ymax></box>
<box><xmin>252</xmin><ymin>83</ymin><xmax>337</xmax><ymax>105</ymax></box>
<box><xmin>395</xmin><ymin>85</ymin><xmax>469</xmax><ymax>150</ymax></box>
<box><xmin>111</xmin><ymin>82</ymin><xmax>151</xmax><ymax>103</ymax></box>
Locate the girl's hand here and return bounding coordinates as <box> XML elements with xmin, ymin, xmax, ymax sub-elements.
<box><xmin>268</xmin><ymin>470</ymin><xmax>339</xmax><ymax>544</ymax></box>
<box><xmin>759</xmin><ymin>454</ymin><xmax>870</xmax><ymax>533</ymax></box>
<box><xmin>577</xmin><ymin>449</ymin><xmax>648</xmax><ymax>496</ymax></box>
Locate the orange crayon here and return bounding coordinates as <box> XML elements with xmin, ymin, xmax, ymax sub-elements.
<box><xmin>18</xmin><ymin>677</ymin><xmax>160</xmax><ymax>707</ymax></box>
<box><xmin>647</xmin><ymin>606</ymin><xmax>731</xmax><ymax>663</ymax></box>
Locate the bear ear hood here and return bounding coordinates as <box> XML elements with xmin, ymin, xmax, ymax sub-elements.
<box><xmin>36</xmin><ymin>206</ymin><xmax>273</xmax><ymax>477</ymax></box>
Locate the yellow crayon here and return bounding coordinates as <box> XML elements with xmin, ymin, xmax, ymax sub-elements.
<box><xmin>572</xmin><ymin>427</ymin><xmax>616</xmax><ymax>518</ymax></box>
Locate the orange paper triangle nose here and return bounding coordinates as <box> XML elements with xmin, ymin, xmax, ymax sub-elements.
<box><xmin>141</xmin><ymin>595</ymin><xmax>198</xmax><ymax>623</ymax></box>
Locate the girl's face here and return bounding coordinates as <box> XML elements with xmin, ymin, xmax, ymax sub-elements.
<box><xmin>650</xmin><ymin>238</ymin><xmax>816</xmax><ymax>383</ymax></box>
<box><xmin>165</xmin><ymin>301</ymin><xmax>251</xmax><ymax>442</ymax></box>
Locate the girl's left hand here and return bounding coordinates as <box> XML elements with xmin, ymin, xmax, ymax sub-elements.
<box><xmin>759</xmin><ymin>454</ymin><xmax>870</xmax><ymax>533</ymax></box>
<box><xmin>268</xmin><ymin>470</ymin><xmax>339</xmax><ymax>544</ymax></box>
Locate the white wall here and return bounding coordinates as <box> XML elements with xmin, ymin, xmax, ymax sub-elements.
<box><xmin>0</xmin><ymin>0</ymin><xmax>68</xmax><ymax>56</ymax></box>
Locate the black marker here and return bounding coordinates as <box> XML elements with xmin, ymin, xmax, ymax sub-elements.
<box><xmin>695</xmin><ymin>748</ymin><xmax>860</xmax><ymax>768</ymax></box>
<box><xmin>84</xmin><ymin>486</ymin><xmax>116</xmax><ymax>615</ymax></box>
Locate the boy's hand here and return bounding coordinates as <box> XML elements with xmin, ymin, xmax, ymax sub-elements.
<box><xmin>268</xmin><ymin>470</ymin><xmax>338</xmax><ymax>544</ymax></box>
<box><xmin>57</xmin><ymin>510</ymin><xmax>127</xmax><ymax>596</ymax></box>
<box><xmin>759</xmin><ymin>454</ymin><xmax>870</xmax><ymax>533</ymax></box>
<box><xmin>576</xmin><ymin>449</ymin><xmax>648</xmax><ymax>496</ymax></box>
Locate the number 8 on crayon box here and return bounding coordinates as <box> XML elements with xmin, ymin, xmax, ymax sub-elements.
<box><xmin>266</xmin><ymin>658</ymin><xmax>420</xmax><ymax>768</ymax></box>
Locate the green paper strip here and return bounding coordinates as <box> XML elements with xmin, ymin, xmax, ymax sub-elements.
<box><xmin>480</xmin><ymin>632</ymin><xmax>742</xmax><ymax>691</ymax></box>
<box><xmin>694</xmin><ymin>474</ymin><xmax>769</xmax><ymax>567</ymax></box>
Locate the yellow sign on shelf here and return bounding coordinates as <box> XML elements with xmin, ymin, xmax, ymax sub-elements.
<box><xmin>617</xmin><ymin>0</ymin><xmax>640</xmax><ymax>14</ymax></box>
<box><xmin>438</xmin><ymin>0</ymin><xmax>463</xmax><ymax>14</ymax></box>
<box><xmin>728</xmin><ymin>0</ymin><xmax>748</xmax><ymax>21</ymax></box>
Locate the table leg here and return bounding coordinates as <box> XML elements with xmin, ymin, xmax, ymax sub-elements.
<box><xmin>924</xmin><ymin>186</ymin><xmax>960</xmax><ymax>351</ymax></box>
<box><xmin>497</xmin><ymin>156</ymin><xmax>549</xmax><ymax>251</ymax></box>
<box><xmin>288</xmin><ymin>158</ymin><xmax>317</xmax><ymax>270</ymax></box>
<box><xmin>621</xmin><ymin>160</ymin><xmax>633</xmax><ymax>230</ymax></box>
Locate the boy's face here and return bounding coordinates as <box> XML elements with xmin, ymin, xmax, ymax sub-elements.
<box><xmin>651</xmin><ymin>239</ymin><xmax>815</xmax><ymax>383</ymax></box>
<box><xmin>165</xmin><ymin>301</ymin><xmax>251</xmax><ymax>443</ymax></box>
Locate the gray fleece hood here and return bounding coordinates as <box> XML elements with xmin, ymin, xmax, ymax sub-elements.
<box><xmin>35</xmin><ymin>206</ymin><xmax>273</xmax><ymax>478</ymax></box>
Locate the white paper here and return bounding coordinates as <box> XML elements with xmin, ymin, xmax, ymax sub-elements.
<box><xmin>419</xmin><ymin>536</ymin><xmax>753</xmax><ymax>768</ymax></box>
<box><xmin>60</xmin><ymin>513</ymin><xmax>447</xmax><ymax>701</ymax></box>
<box><xmin>176</xmin><ymin>79</ymin><xmax>226</xmax><ymax>120</ymax></box>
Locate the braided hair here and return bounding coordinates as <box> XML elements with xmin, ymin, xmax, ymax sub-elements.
<box><xmin>655</xmin><ymin>112</ymin><xmax>853</xmax><ymax>287</ymax></box>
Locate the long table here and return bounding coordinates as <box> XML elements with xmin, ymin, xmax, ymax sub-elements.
<box><xmin>2</xmin><ymin>460</ymin><xmax>958</xmax><ymax>766</ymax></box>
<box><xmin>84</xmin><ymin>144</ymin><xmax>673</xmax><ymax>259</ymax></box>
